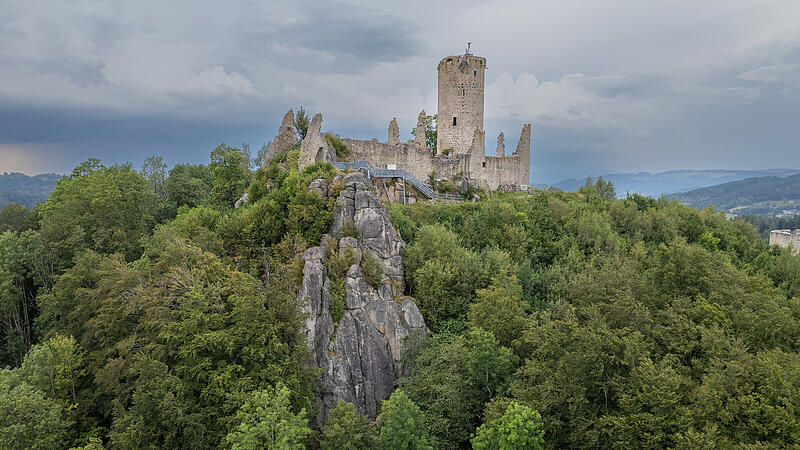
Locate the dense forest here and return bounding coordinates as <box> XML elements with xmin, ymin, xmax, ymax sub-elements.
<box><xmin>740</xmin><ymin>213</ymin><xmax>800</xmax><ymax>239</ymax></box>
<box><xmin>0</xmin><ymin>172</ymin><xmax>61</xmax><ymax>209</ymax></box>
<box><xmin>676</xmin><ymin>173</ymin><xmax>800</xmax><ymax>216</ymax></box>
<box><xmin>2</xmin><ymin>144</ymin><xmax>800</xmax><ymax>449</ymax></box>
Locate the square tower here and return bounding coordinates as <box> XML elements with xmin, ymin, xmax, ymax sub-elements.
<box><xmin>436</xmin><ymin>54</ymin><xmax>486</xmax><ymax>155</ymax></box>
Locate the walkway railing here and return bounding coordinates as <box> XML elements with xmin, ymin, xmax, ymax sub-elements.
<box><xmin>331</xmin><ymin>160</ymin><xmax>439</xmax><ymax>200</ymax></box>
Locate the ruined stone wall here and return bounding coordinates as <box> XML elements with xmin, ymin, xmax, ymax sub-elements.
<box><xmin>437</xmin><ymin>54</ymin><xmax>486</xmax><ymax>155</ymax></box>
<box><xmin>770</xmin><ymin>229</ymin><xmax>800</xmax><ymax>254</ymax></box>
<box><xmin>282</xmin><ymin>110</ymin><xmax>530</xmax><ymax>191</ymax></box>
<box><xmin>465</xmin><ymin>123</ymin><xmax>531</xmax><ymax>190</ymax></box>
<box><xmin>342</xmin><ymin>137</ymin><xmax>467</xmax><ymax>182</ymax></box>
<box><xmin>480</xmin><ymin>155</ymin><xmax>524</xmax><ymax>190</ymax></box>
<box><xmin>341</xmin><ymin>124</ymin><xmax>529</xmax><ymax>191</ymax></box>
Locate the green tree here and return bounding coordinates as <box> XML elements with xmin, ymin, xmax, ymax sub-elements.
<box><xmin>579</xmin><ymin>176</ymin><xmax>616</xmax><ymax>201</ymax></box>
<box><xmin>294</xmin><ymin>107</ymin><xmax>310</xmax><ymax>140</ymax></box>
<box><xmin>0</xmin><ymin>369</ymin><xmax>71</xmax><ymax>449</ymax></box>
<box><xmin>109</xmin><ymin>357</ymin><xmax>188</xmax><ymax>449</ymax></box>
<box><xmin>20</xmin><ymin>335</ymin><xmax>84</xmax><ymax>406</ymax></box>
<box><xmin>210</xmin><ymin>144</ymin><xmax>251</xmax><ymax>209</ymax></box>
<box><xmin>320</xmin><ymin>400</ymin><xmax>373</xmax><ymax>449</ymax></box>
<box><xmin>471</xmin><ymin>401</ymin><xmax>544</xmax><ymax>450</ymax></box>
<box><xmin>377</xmin><ymin>390</ymin><xmax>433</xmax><ymax>450</ymax></box>
<box><xmin>0</xmin><ymin>230</ymin><xmax>49</xmax><ymax>365</ymax></box>
<box><xmin>404</xmin><ymin>225</ymin><xmax>484</xmax><ymax>330</ymax></box>
<box><xmin>468</xmin><ymin>274</ymin><xmax>527</xmax><ymax>347</ymax></box>
<box><xmin>69</xmin><ymin>437</ymin><xmax>104</xmax><ymax>449</ymax></box>
<box><xmin>0</xmin><ymin>203</ymin><xmax>36</xmax><ymax>233</ymax></box>
<box><xmin>224</xmin><ymin>383</ymin><xmax>310</xmax><ymax>450</ymax></box>
<box><xmin>464</xmin><ymin>329</ymin><xmax>514</xmax><ymax>399</ymax></box>
<box><xmin>141</xmin><ymin>156</ymin><xmax>168</xmax><ymax>200</ymax></box>
<box><xmin>399</xmin><ymin>329</ymin><xmax>513</xmax><ymax>448</ymax></box>
<box><xmin>410</xmin><ymin>114</ymin><xmax>437</xmax><ymax>153</ymax></box>
<box><xmin>166</xmin><ymin>163</ymin><xmax>213</xmax><ymax>211</ymax></box>
<box><xmin>38</xmin><ymin>160</ymin><xmax>157</xmax><ymax>266</ymax></box>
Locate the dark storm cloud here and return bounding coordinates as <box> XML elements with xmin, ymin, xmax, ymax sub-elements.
<box><xmin>232</xmin><ymin>2</ymin><xmax>425</xmax><ymax>74</ymax></box>
<box><xmin>1</xmin><ymin>0</ymin><xmax>800</xmax><ymax>183</ymax></box>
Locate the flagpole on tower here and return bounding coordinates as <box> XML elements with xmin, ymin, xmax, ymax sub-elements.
<box><xmin>465</xmin><ymin>42</ymin><xmax>472</xmax><ymax>55</ymax></box>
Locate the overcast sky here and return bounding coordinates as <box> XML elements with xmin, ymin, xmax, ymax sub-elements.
<box><xmin>1</xmin><ymin>0</ymin><xmax>799</xmax><ymax>183</ymax></box>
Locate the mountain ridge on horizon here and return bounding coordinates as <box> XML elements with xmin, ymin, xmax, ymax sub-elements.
<box><xmin>553</xmin><ymin>168</ymin><xmax>800</xmax><ymax>198</ymax></box>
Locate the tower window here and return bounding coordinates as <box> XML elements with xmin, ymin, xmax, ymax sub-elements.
<box><xmin>453</xmin><ymin>117</ymin><xmax>457</xmax><ymax>126</ymax></box>
<box><xmin>474</xmin><ymin>70</ymin><xmax>477</xmax><ymax>76</ymax></box>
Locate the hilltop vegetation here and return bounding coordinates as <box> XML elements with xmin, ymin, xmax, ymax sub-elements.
<box><xmin>1</xmin><ymin>149</ymin><xmax>800</xmax><ymax>448</ymax></box>
<box><xmin>0</xmin><ymin>172</ymin><xmax>61</xmax><ymax>209</ymax></box>
<box><xmin>676</xmin><ymin>173</ymin><xmax>800</xmax><ymax>216</ymax></box>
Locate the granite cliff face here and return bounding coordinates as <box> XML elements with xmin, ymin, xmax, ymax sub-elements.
<box><xmin>298</xmin><ymin>171</ymin><xmax>427</xmax><ymax>424</ymax></box>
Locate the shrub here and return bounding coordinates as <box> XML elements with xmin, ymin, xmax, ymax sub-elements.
<box><xmin>360</xmin><ymin>253</ymin><xmax>384</xmax><ymax>290</ymax></box>
<box><xmin>325</xmin><ymin>134</ymin><xmax>351</xmax><ymax>159</ymax></box>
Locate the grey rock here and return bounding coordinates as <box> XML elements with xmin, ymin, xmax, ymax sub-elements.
<box><xmin>234</xmin><ymin>191</ymin><xmax>249</xmax><ymax>208</ymax></box>
<box><xmin>455</xmin><ymin>175</ymin><xmax>470</xmax><ymax>194</ymax></box>
<box><xmin>264</xmin><ymin>109</ymin><xmax>299</xmax><ymax>164</ymax></box>
<box><xmin>298</xmin><ymin>171</ymin><xmax>427</xmax><ymax>425</ymax></box>
<box><xmin>299</xmin><ymin>113</ymin><xmax>328</xmax><ymax>170</ymax></box>
<box><xmin>309</xmin><ymin>178</ymin><xmax>328</xmax><ymax>197</ymax></box>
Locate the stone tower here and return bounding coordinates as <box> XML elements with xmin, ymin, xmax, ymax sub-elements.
<box><xmin>436</xmin><ymin>52</ymin><xmax>486</xmax><ymax>155</ymax></box>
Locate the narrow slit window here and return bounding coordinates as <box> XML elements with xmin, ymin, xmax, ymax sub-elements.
<box><xmin>453</xmin><ymin>117</ymin><xmax>457</xmax><ymax>126</ymax></box>
<box><xmin>474</xmin><ymin>70</ymin><xmax>477</xmax><ymax>76</ymax></box>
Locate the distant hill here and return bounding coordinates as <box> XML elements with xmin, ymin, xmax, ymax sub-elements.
<box><xmin>0</xmin><ymin>172</ymin><xmax>61</xmax><ymax>209</ymax></box>
<box><xmin>674</xmin><ymin>173</ymin><xmax>800</xmax><ymax>216</ymax></box>
<box><xmin>553</xmin><ymin>169</ymin><xmax>800</xmax><ymax>198</ymax></box>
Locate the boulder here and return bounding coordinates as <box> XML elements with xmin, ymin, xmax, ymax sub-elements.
<box><xmin>308</xmin><ymin>178</ymin><xmax>328</xmax><ymax>197</ymax></box>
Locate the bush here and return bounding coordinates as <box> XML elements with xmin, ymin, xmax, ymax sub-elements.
<box><xmin>325</xmin><ymin>134</ymin><xmax>351</xmax><ymax>159</ymax></box>
<box><xmin>360</xmin><ymin>253</ymin><xmax>384</xmax><ymax>290</ymax></box>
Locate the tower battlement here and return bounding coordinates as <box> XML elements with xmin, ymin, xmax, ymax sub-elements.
<box><xmin>436</xmin><ymin>54</ymin><xmax>486</xmax><ymax>155</ymax></box>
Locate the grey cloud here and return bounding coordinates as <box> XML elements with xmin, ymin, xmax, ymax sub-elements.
<box><xmin>738</xmin><ymin>46</ymin><xmax>800</xmax><ymax>85</ymax></box>
<box><xmin>1</xmin><ymin>1</ymin><xmax>800</xmax><ymax>182</ymax></box>
<box><xmin>251</xmin><ymin>3</ymin><xmax>424</xmax><ymax>72</ymax></box>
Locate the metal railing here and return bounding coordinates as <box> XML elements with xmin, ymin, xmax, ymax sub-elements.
<box><xmin>331</xmin><ymin>161</ymin><xmax>438</xmax><ymax>200</ymax></box>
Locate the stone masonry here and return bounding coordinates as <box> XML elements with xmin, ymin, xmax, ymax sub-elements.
<box><xmin>437</xmin><ymin>54</ymin><xmax>486</xmax><ymax>155</ymax></box>
<box><xmin>265</xmin><ymin>109</ymin><xmax>298</xmax><ymax>161</ymax></box>
<box><xmin>267</xmin><ymin>51</ymin><xmax>531</xmax><ymax>191</ymax></box>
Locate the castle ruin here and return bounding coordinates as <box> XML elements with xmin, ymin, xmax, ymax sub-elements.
<box><xmin>769</xmin><ymin>229</ymin><xmax>800</xmax><ymax>254</ymax></box>
<box><xmin>267</xmin><ymin>50</ymin><xmax>532</xmax><ymax>192</ymax></box>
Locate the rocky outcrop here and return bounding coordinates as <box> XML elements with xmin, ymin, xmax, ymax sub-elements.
<box><xmin>264</xmin><ymin>109</ymin><xmax>299</xmax><ymax>164</ymax></box>
<box><xmin>298</xmin><ymin>172</ymin><xmax>427</xmax><ymax>425</ymax></box>
<box><xmin>299</xmin><ymin>113</ymin><xmax>332</xmax><ymax>170</ymax></box>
